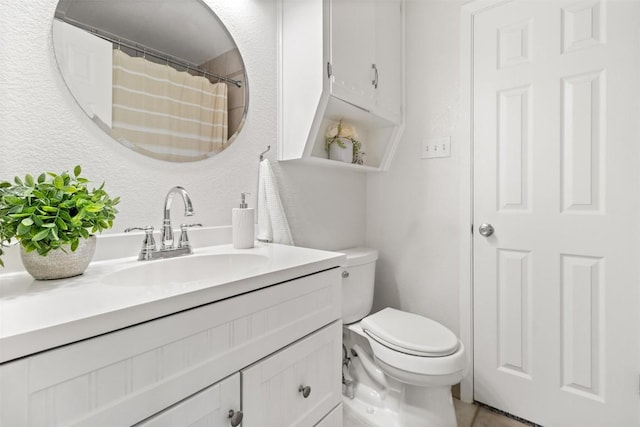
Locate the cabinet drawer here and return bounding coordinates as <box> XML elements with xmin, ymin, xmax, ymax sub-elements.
<box><xmin>136</xmin><ymin>374</ymin><xmax>240</xmax><ymax>427</ymax></box>
<box><xmin>0</xmin><ymin>269</ymin><xmax>341</xmax><ymax>427</ymax></box>
<box><xmin>242</xmin><ymin>321</ymin><xmax>342</xmax><ymax>427</ymax></box>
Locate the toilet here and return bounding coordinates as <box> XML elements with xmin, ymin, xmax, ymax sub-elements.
<box><xmin>340</xmin><ymin>247</ymin><xmax>468</xmax><ymax>427</ymax></box>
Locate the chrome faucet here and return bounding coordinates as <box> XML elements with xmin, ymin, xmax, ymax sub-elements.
<box><xmin>125</xmin><ymin>186</ymin><xmax>202</xmax><ymax>261</ymax></box>
<box><xmin>161</xmin><ymin>186</ymin><xmax>195</xmax><ymax>249</ymax></box>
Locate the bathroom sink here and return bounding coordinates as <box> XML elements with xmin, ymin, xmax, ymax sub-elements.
<box><xmin>102</xmin><ymin>253</ymin><xmax>270</xmax><ymax>288</ymax></box>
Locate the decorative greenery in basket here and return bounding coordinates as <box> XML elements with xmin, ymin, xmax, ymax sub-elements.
<box><xmin>0</xmin><ymin>165</ymin><xmax>120</xmax><ymax>267</ymax></box>
<box><xmin>325</xmin><ymin>120</ymin><xmax>365</xmax><ymax>165</ymax></box>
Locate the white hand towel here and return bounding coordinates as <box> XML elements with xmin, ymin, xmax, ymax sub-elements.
<box><xmin>257</xmin><ymin>159</ymin><xmax>294</xmax><ymax>245</ymax></box>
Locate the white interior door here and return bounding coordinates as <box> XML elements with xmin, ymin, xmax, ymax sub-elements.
<box><xmin>472</xmin><ymin>1</ymin><xmax>640</xmax><ymax>426</ymax></box>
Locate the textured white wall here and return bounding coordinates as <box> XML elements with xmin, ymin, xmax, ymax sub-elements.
<box><xmin>366</xmin><ymin>0</ymin><xmax>464</xmax><ymax>334</ymax></box>
<box><xmin>0</xmin><ymin>0</ymin><xmax>366</xmax><ymax>270</ymax></box>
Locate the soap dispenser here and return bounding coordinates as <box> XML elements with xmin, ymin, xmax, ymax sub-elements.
<box><xmin>232</xmin><ymin>192</ymin><xmax>255</xmax><ymax>249</ymax></box>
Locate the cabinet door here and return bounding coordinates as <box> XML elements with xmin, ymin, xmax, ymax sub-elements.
<box><xmin>136</xmin><ymin>374</ymin><xmax>241</xmax><ymax>427</ymax></box>
<box><xmin>242</xmin><ymin>321</ymin><xmax>342</xmax><ymax>427</ymax></box>
<box><xmin>330</xmin><ymin>0</ymin><xmax>376</xmax><ymax>110</ymax></box>
<box><xmin>373</xmin><ymin>0</ymin><xmax>403</xmax><ymax>123</ymax></box>
<box><xmin>315</xmin><ymin>403</ymin><xmax>342</xmax><ymax>426</ymax></box>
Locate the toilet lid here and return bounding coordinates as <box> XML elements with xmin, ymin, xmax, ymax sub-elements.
<box><xmin>361</xmin><ymin>308</ymin><xmax>459</xmax><ymax>357</ymax></box>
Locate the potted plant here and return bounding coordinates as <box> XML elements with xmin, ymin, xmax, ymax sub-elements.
<box><xmin>0</xmin><ymin>165</ymin><xmax>119</xmax><ymax>279</ymax></box>
<box><xmin>325</xmin><ymin>120</ymin><xmax>365</xmax><ymax>165</ymax></box>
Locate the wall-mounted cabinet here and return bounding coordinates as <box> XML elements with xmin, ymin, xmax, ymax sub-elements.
<box><xmin>278</xmin><ymin>0</ymin><xmax>404</xmax><ymax>172</ymax></box>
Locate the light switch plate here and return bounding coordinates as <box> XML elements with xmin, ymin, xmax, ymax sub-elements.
<box><xmin>421</xmin><ymin>137</ymin><xmax>451</xmax><ymax>159</ymax></box>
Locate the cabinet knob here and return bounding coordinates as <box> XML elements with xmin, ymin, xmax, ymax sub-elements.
<box><xmin>228</xmin><ymin>409</ymin><xmax>243</xmax><ymax>426</ymax></box>
<box><xmin>298</xmin><ymin>385</ymin><xmax>311</xmax><ymax>398</ymax></box>
<box><xmin>342</xmin><ymin>270</ymin><xmax>350</xmax><ymax>279</ymax></box>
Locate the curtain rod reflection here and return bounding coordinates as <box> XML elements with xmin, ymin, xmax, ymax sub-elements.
<box><xmin>55</xmin><ymin>17</ymin><xmax>243</xmax><ymax>88</ymax></box>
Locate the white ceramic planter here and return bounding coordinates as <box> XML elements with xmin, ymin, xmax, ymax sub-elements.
<box><xmin>328</xmin><ymin>137</ymin><xmax>354</xmax><ymax>163</ymax></box>
<box><xmin>20</xmin><ymin>235</ymin><xmax>97</xmax><ymax>280</ymax></box>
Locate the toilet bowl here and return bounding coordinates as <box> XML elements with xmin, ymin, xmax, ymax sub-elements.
<box><xmin>339</xmin><ymin>247</ymin><xmax>468</xmax><ymax>427</ymax></box>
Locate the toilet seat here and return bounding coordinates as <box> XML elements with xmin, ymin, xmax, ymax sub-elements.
<box><xmin>361</xmin><ymin>308</ymin><xmax>459</xmax><ymax>357</ymax></box>
<box><xmin>346</xmin><ymin>319</ymin><xmax>468</xmax><ymax>386</ymax></box>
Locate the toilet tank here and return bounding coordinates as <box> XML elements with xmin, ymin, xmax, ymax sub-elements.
<box><xmin>340</xmin><ymin>247</ymin><xmax>378</xmax><ymax>324</ymax></box>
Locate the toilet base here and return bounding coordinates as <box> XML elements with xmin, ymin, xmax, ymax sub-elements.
<box><xmin>342</xmin><ymin>378</ymin><xmax>457</xmax><ymax>427</ymax></box>
<box><xmin>343</xmin><ymin>383</ymin><xmax>401</xmax><ymax>427</ymax></box>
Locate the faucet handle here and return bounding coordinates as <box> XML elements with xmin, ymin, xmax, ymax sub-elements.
<box><xmin>125</xmin><ymin>226</ymin><xmax>156</xmax><ymax>260</ymax></box>
<box><xmin>124</xmin><ymin>226</ymin><xmax>154</xmax><ymax>233</ymax></box>
<box><xmin>178</xmin><ymin>223</ymin><xmax>203</xmax><ymax>249</ymax></box>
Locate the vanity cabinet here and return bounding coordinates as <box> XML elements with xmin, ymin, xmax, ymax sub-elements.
<box><xmin>0</xmin><ymin>269</ymin><xmax>342</xmax><ymax>427</ymax></box>
<box><xmin>139</xmin><ymin>319</ymin><xmax>342</xmax><ymax>427</ymax></box>
<box><xmin>278</xmin><ymin>0</ymin><xmax>404</xmax><ymax>171</ymax></box>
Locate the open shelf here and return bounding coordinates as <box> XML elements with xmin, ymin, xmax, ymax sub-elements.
<box><xmin>308</xmin><ymin>96</ymin><xmax>401</xmax><ymax>171</ymax></box>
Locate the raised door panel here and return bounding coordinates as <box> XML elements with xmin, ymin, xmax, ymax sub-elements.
<box><xmin>330</xmin><ymin>0</ymin><xmax>376</xmax><ymax>110</ymax></box>
<box><xmin>373</xmin><ymin>0</ymin><xmax>403</xmax><ymax>123</ymax></box>
<box><xmin>241</xmin><ymin>321</ymin><xmax>342</xmax><ymax>427</ymax></box>
<box><xmin>135</xmin><ymin>374</ymin><xmax>240</xmax><ymax>427</ymax></box>
<box><xmin>0</xmin><ymin>269</ymin><xmax>341</xmax><ymax>426</ymax></box>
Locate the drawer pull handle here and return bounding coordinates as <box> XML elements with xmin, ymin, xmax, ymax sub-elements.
<box><xmin>298</xmin><ymin>385</ymin><xmax>311</xmax><ymax>398</ymax></box>
<box><xmin>228</xmin><ymin>409</ymin><xmax>243</xmax><ymax>426</ymax></box>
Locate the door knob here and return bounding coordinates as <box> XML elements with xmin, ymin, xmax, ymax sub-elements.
<box><xmin>478</xmin><ymin>223</ymin><xmax>495</xmax><ymax>237</ymax></box>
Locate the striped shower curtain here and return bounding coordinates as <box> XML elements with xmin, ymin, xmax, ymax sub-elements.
<box><xmin>111</xmin><ymin>49</ymin><xmax>228</xmax><ymax>161</ymax></box>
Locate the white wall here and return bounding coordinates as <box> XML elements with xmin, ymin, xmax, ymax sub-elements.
<box><xmin>367</xmin><ymin>0</ymin><xmax>464</xmax><ymax>334</ymax></box>
<box><xmin>0</xmin><ymin>0</ymin><xmax>366</xmax><ymax>271</ymax></box>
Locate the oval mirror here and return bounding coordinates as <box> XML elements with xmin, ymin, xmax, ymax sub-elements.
<box><xmin>53</xmin><ymin>0</ymin><xmax>248</xmax><ymax>162</ymax></box>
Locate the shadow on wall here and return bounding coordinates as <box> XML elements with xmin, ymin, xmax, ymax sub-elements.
<box><xmin>372</xmin><ymin>252</ymin><xmax>401</xmax><ymax>312</ymax></box>
<box><xmin>270</xmin><ymin>161</ymin><xmax>367</xmax><ymax>251</ymax></box>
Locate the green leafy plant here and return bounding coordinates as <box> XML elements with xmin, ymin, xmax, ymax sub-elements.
<box><xmin>0</xmin><ymin>166</ymin><xmax>119</xmax><ymax>267</ymax></box>
<box><xmin>324</xmin><ymin>120</ymin><xmax>365</xmax><ymax>165</ymax></box>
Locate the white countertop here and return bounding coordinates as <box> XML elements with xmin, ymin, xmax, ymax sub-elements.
<box><xmin>0</xmin><ymin>243</ymin><xmax>345</xmax><ymax>363</ymax></box>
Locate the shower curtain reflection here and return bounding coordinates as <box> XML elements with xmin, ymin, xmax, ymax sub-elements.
<box><xmin>112</xmin><ymin>49</ymin><xmax>228</xmax><ymax>162</ymax></box>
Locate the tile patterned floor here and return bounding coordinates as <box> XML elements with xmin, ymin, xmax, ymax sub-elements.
<box><xmin>454</xmin><ymin>399</ymin><xmax>534</xmax><ymax>427</ymax></box>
